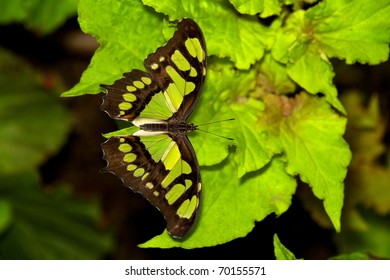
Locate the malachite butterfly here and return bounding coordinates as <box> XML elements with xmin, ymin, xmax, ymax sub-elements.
<box><xmin>100</xmin><ymin>18</ymin><xmax>206</xmax><ymax>238</ymax></box>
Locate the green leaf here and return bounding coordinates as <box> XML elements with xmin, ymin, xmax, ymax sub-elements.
<box><xmin>0</xmin><ymin>1</ymin><xmax>26</xmax><ymax>22</ymax></box>
<box><xmin>230</xmin><ymin>99</ymin><xmax>275</xmax><ymax>177</ymax></box>
<box><xmin>191</xmin><ymin>59</ymin><xmax>257</xmax><ymax>167</ymax></box>
<box><xmin>0</xmin><ymin>200</ymin><xmax>12</xmax><ymax>235</ymax></box>
<box><xmin>335</xmin><ymin>209</ymin><xmax>390</xmax><ymax>259</ymax></box>
<box><xmin>66</xmin><ymin>0</ymin><xmax>357</xmax><ymax>248</ymax></box>
<box><xmin>0</xmin><ymin>0</ymin><xmax>78</xmax><ymax>35</ymax></box>
<box><xmin>257</xmin><ymin>53</ymin><xmax>296</xmax><ymax>95</ymax></box>
<box><xmin>140</xmin><ymin>156</ymin><xmax>296</xmax><ymax>248</ymax></box>
<box><xmin>286</xmin><ymin>43</ymin><xmax>345</xmax><ymax>114</ymax></box>
<box><xmin>0</xmin><ymin>48</ymin><xmax>72</xmax><ymax>174</ymax></box>
<box><xmin>63</xmin><ymin>0</ymin><xmax>271</xmax><ymax>96</ymax></box>
<box><xmin>259</xmin><ymin>93</ymin><xmax>351</xmax><ymax>231</ymax></box>
<box><xmin>331</xmin><ymin>252</ymin><xmax>370</xmax><ymax>260</ymax></box>
<box><xmin>228</xmin><ymin>0</ymin><xmax>282</xmax><ymax>17</ymax></box>
<box><xmin>274</xmin><ymin>234</ymin><xmax>296</xmax><ymax>260</ymax></box>
<box><xmin>342</xmin><ymin>92</ymin><xmax>390</xmax><ymax>217</ymax></box>
<box><xmin>341</xmin><ymin>92</ymin><xmax>386</xmax><ymax>167</ymax></box>
<box><xmin>0</xmin><ymin>172</ymin><xmax>113</xmax><ymax>259</ymax></box>
<box><xmin>272</xmin><ymin>1</ymin><xmax>390</xmax><ymax>113</ymax></box>
<box><xmin>336</xmin><ymin>91</ymin><xmax>390</xmax><ymax>236</ymax></box>
<box><xmin>272</xmin><ymin>11</ymin><xmax>345</xmax><ymax>114</ymax></box>
<box><xmin>306</xmin><ymin>0</ymin><xmax>390</xmax><ymax>65</ymax></box>
<box><xmin>228</xmin><ymin>0</ymin><xmax>264</xmax><ymax>15</ymax></box>
<box><xmin>143</xmin><ymin>0</ymin><xmax>271</xmax><ymax>69</ymax></box>
<box><xmin>62</xmin><ymin>0</ymin><xmax>166</xmax><ymax>97</ymax></box>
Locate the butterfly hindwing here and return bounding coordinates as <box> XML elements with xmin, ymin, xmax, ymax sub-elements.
<box><xmin>102</xmin><ymin>133</ymin><xmax>201</xmax><ymax>238</ymax></box>
<box><xmin>100</xmin><ymin>18</ymin><xmax>206</xmax><ymax>238</ymax></box>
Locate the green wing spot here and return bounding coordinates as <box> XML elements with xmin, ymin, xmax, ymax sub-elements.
<box><xmin>164</xmin><ymin>66</ymin><xmax>195</xmax><ymax>112</ymax></box>
<box><xmin>181</xmin><ymin>160</ymin><xmax>192</xmax><ymax>174</ymax></box>
<box><xmin>166</xmin><ymin>66</ymin><xmax>195</xmax><ymax>95</ymax></box>
<box><xmin>141</xmin><ymin>135</ymin><xmax>172</xmax><ymax>163</ymax></box>
<box><xmin>118</xmin><ymin>143</ymin><xmax>132</xmax><ymax>153</ymax></box>
<box><xmin>133</xmin><ymin>168</ymin><xmax>145</xmax><ymax>177</ymax></box>
<box><xmin>141</xmin><ymin>77</ymin><xmax>152</xmax><ymax>85</ymax></box>
<box><xmin>123</xmin><ymin>153</ymin><xmax>136</xmax><ymax>163</ymax></box>
<box><xmin>123</xmin><ymin>93</ymin><xmax>137</xmax><ymax>102</ymax></box>
<box><xmin>161</xmin><ymin>160</ymin><xmax>181</xmax><ymax>188</ymax></box>
<box><xmin>127</xmin><ymin>164</ymin><xmax>137</xmax><ymax>171</ymax></box>
<box><xmin>159</xmin><ymin>57</ymin><xmax>165</xmax><ymax>62</ymax></box>
<box><xmin>126</xmin><ymin>85</ymin><xmax>137</xmax><ymax>92</ymax></box>
<box><xmin>165</xmin><ymin>84</ymin><xmax>183</xmax><ymax>112</ymax></box>
<box><xmin>153</xmin><ymin>191</ymin><xmax>159</xmax><ymax>197</ymax></box>
<box><xmin>151</xmin><ymin>63</ymin><xmax>159</xmax><ymax>70</ymax></box>
<box><xmin>161</xmin><ymin>141</ymin><xmax>180</xmax><ymax>170</ymax></box>
<box><xmin>185</xmin><ymin>179</ymin><xmax>192</xmax><ymax>189</ymax></box>
<box><xmin>165</xmin><ymin>183</ymin><xmax>185</xmax><ymax>205</ymax></box>
<box><xmin>119</xmin><ymin>102</ymin><xmax>132</xmax><ymax>111</ymax></box>
<box><xmin>171</xmin><ymin>50</ymin><xmax>191</xmax><ymax>71</ymax></box>
<box><xmin>142</xmin><ymin>172</ymin><xmax>150</xmax><ymax>181</ymax></box>
<box><xmin>133</xmin><ymin>80</ymin><xmax>145</xmax><ymax>89</ymax></box>
<box><xmin>161</xmin><ymin>157</ymin><xmax>192</xmax><ymax>189</ymax></box>
<box><xmin>197</xmin><ymin>182</ymin><xmax>202</xmax><ymax>192</ymax></box>
<box><xmin>189</xmin><ymin>67</ymin><xmax>197</xmax><ymax>77</ymax></box>
<box><xmin>185</xmin><ymin>38</ymin><xmax>204</xmax><ymax>62</ymax></box>
<box><xmin>146</xmin><ymin>182</ymin><xmax>154</xmax><ymax>189</ymax></box>
<box><xmin>177</xmin><ymin>195</ymin><xmax>197</xmax><ymax>219</ymax></box>
<box><xmin>139</xmin><ymin>91</ymin><xmax>173</xmax><ymax>119</ymax></box>
<box><xmin>185</xmin><ymin>38</ymin><xmax>196</xmax><ymax>58</ymax></box>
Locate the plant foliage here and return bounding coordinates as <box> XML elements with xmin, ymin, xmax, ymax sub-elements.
<box><xmin>0</xmin><ymin>0</ymin><xmax>78</xmax><ymax>34</ymax></box>
<box><xmin>62</xmin><ymin>0</ymin><xmax>390</xmax><ymax>249</ymax></box>
<box><xmin>0</xmin><ymin>49</ymin><xmax>113</xmax><ymax>259</ymax></box>
<box><xmin>274</xmin><ymin>234</ymin><xmax>296</xmax><ymax>260</ymax></box>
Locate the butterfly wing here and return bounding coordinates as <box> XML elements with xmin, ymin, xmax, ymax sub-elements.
<box><xmin>102</xmin><ymin>133</ymin><xmax>201</xmax><ymax>238</ymax></box>
<box><xmin>101</xmin><ymin>19</ymin><xmax>206</xmax><ymax>123</ymax></box>
<box><xmin>144</xmin><ymin>18</ymin><xmax>207</xmax><ymax>121</ymax></box>
<box><xmin>100</xmin><ymin>19</ymin><xmax>206</xmax><ymax>238</ymax></box>
<box><xmin>101</xmin><ymin>69</ymin><xmax>180</xmax><ymax>125</ymax></box>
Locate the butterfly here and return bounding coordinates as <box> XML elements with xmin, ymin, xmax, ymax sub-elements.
<box><xmin>100</xmin><ymin>18</ymin><xmax>206</xmax><ymax>238</ymax></box>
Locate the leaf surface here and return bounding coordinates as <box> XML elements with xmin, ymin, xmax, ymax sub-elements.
<box><xmin>141</xmin><ymin>157</ymin><xmax>296</xmax><ymax>248</ymax></box>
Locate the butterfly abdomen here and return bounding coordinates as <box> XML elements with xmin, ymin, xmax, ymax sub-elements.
<box><xmin>140</xmin><ymin>122</ymin><xmax>197</xmax><ymax>133</ymax></box>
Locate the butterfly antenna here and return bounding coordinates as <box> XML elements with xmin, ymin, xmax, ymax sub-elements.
<box><xmin>195</xmin><ymin>118</ymin><xmax>235</xmax><ymax>140</ymax></box>
<box><xmin>196</xmin><ymin>118</ymin><xmax>235</xmax><ymax>127</ymax></box>
<box><xmin>196</xmin><ymin>128</ymin><xmax>234</xmax><ymax>141</ymax></box>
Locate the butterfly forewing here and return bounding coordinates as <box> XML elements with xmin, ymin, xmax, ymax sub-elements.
<box><xmin>101</xmin><ymin>70</ymin><xmax>162</xmax><ymax>121</ymax></box>
<box><xmin>100</xmin><ymin>18</ymin><xmax>206</xmax><ymax>238</ymax></box>
<box><xmin>144</xmin><ymin>18</ymin><xmax>206</xmax><ymax>121</ymax></box>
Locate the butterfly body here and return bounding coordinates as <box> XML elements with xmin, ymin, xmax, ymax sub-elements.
<box><xmin>138</xmin><ymin>121</ymin><xmax>197</xmax><ymax>134</ymax></box>
<box><xmin>100</xmin><ymin>19</ymin><xmax>206</xmax><ymax>238</ymax></box>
